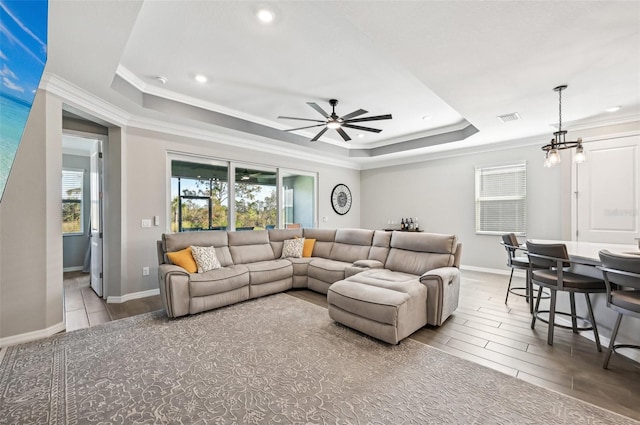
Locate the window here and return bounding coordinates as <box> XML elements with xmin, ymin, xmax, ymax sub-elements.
<box><xmin>281</xmin><ymin>171</ymin><xmax>315</xmax><ymax>228</ymax></box>
<box><xmin>475</xmin><ymin>163</ymin><xmax>526</xmax><ymax>235</ymax></box>
<box><xmin>62</xmin><ymin>169</ymin><xmax>84</xmax><ymax>234</ymax></box>
<box><xmin>171</xmin><ymin>160</ymin><xmax>229</xmax><ymax>232</ymax></box>
<box><xmin>169</xmin><ymin>157</ymin><xmax>317</xmax><ymax>232</ymax></box>
<box><xmin>234</xmin><ymin>166</ymin><xmax>277</xmax><ymax>230</ymax></box>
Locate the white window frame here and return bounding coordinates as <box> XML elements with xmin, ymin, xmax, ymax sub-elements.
<box><xmin>62</xmin><ymin>168</ymin><xmax>85</xmax><ymax>236</ymax></box>
<box><xmin>475</xmin><ymin>162</ymin><xmax>527</xmax><ymax>236</ymax></box>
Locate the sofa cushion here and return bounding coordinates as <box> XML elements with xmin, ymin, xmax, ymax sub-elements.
<box><xmin>188</xmin><ymin>265</ymin><xmax>250</xmax><ymax>297</ymax></box>
<box><xmin>228</xmin><ymin>230</ymin><xmax>275</xmax><ymax>264</ymax></box>
<box><xmin>191</xmin><ymin>245</ymin><xmax>222</xmax><ymax>273</ymax></box>
<box><xmin>281</xmin><ymin>238</ymin><xmax>304</xmax><ymax>258</ymax></box>
<box><xmin>301</xmin><ymin>238</ymin><xmax>316</xmax><ymax>257</ymax></box>
<box><xmin>246</xmin><ymin>260</ymin><xmax>293</xmax><ymax>285</ymax></box>
<box><xmin>308</xmin><ymin>258</ymin><xmax>351</xmax><ymax>284</ymax></box>
<box><xmin>288</xmin><ymin>257</ymin><xmax>314</xmax><ymax>276</ymax></box>
<box><xmin>166</xmin><ymin>247</ymin><xmax>197</xmax><ymax>273</ymax></box>
<box><xmin>268</xmin><ymin>229</ymin><xmax>304</xmax><ymax>258</ymax></box>
<box><xmin>328</xmin><ymin>280</ymin><xmax>411</xmax><ymax>326</ymax></box>
<box><xmin>328</xmin><ymin>229</ymin><xmax>374</xmax><ymax>263</ymax></box>
<box><xmin>386</xmin><ymin>232</ymin><xmax>458</xmax><ymax>275</ymax></box>
<box><xmin>369</xmin><ymin>230</ymin><xmax>391</xmax><ymax>264</ymax></box>
<box><xmin>163</xmin><ymin>232</ymin><xmax>233</xmax><ymax>267</ymax></box>
<box><xmin>302</xmin><ymin>229</ymin><xmax>336</xmax><ymax>257</ymax></box>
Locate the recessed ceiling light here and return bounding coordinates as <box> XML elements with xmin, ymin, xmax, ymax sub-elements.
<box><xmin>155</xmin><ymin>76</ymin><xmax>168</xmax><ymax>84</ymax></box>
<box><xmin>605</xmin><ymin>106</ymin><xmax>621</xmax><ymax>113</ymax></box>
<box><xmin>195</xmin><ymin>74</ymin><xmax>207</xmax><ymax>83</ymax></box>
<box><xmin>257</xmin><ymin>9</ymin><xmax>275</xmax><ymax>23</ymax></box>
<box><xmin>422</xmin><ymin>115</ymin><xmax>432</xmax><ymax>121</ymax></box>
<box><xmin>358</xmin><ymin>134</ymin><xmax>364</xmax><ymax>138</ymax></box>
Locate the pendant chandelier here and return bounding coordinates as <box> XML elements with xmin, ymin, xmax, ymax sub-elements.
<box><xmin>542</xmin><ymin>85</ymin><xmax>585</xmax><ymax>167</ymax></box>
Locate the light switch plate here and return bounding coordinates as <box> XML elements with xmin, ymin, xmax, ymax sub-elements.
<box><xmin>154</xmin><ymin>215</ymin><xmax>160</xmax><ymax>226</ymax></box>
<box><xmin>141</xmin><ymin>219</ymin><xmax>152</xmax><ymax>228</ymax></box>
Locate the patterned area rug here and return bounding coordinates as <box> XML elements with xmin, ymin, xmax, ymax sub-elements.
<box><xmin>0</xmin><ymin>293</ymin><xmax>636</xmax><ymax>424</ymax></box>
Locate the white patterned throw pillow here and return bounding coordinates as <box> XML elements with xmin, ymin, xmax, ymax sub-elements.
<box><xmin>281</xmin><ymin>238</ymin><xmax>304</xmax><ymax>258</ymax></box>
<box><xmin>190</xmin><ymin>245</ymin><xmax>222</xmax><ymax>273</ymax></box>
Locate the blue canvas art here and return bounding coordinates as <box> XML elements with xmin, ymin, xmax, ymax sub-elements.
<box><xmin>0</xmin><ymin>0</ymin><xmax>48</xmax><ymax>202</ymax></box>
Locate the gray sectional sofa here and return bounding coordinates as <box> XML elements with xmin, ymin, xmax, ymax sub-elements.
<box><xmin>157</xmin><ymin>228</ymin><xmax>462</xmax><ymax>343</ymax></box>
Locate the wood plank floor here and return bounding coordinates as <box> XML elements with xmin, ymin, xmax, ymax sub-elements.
<box><xmin>288</xmin><ymin>270</ymin><xmax>640</xmax><ymax>421</ymax></box>
<box><xmin>64</xmin><ymin>270</ymin><xmax>639</xmax><ymax>420</ymax></box>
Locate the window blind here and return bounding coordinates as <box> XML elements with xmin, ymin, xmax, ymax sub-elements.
<box><xmin>475</xmin><ymin>163</ymin><xmax>526</xmax><ymax>235</ymax></box>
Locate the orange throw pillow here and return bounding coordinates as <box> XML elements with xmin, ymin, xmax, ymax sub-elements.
<box><xmin>167</xmin><ymin>246</ymin><xmax>197</xmax><ymax>273</ymax></box>
<box><xmin>302</xmin><ymin>238</ymin><xmax>316</xmax><ymax>257</ymax></box>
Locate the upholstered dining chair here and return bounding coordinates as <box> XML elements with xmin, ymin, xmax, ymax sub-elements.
<box><xmin>526</xmin><ymin>241</ymin><xmax>607</xmax><ymax>351</ymax></box>
<box><xmin>598</xmin><ymin>250</ymin><xmax>640</xmax><ymax>369</ymax></box>
<box><xmin>501</xmin><ymin>234</ymin><xmax>532</xmax><ymax>308</ymax></box>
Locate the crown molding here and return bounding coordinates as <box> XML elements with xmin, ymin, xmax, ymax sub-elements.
<box><xmin>40</xmin><ymin>73</ymin><xmax>131</xmax><ymax>126</ymax></box>
<box><xmin>116</xmin><ymin>65</ymin><xmax>289</xmax><ymax>131</ymax></box>
<box><xmin>126</xmin><ymin>114</ymin><xmax>361</xmax><ymax>170</ymax></box>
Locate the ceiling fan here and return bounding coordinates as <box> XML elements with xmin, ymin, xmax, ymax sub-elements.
<box><xmin>278</xmin><ymin>99</ymin><xmax>392</xmax><ymax>142</ymax></box>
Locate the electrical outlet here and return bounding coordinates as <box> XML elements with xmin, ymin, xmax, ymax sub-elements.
<box><xmin>142</xmin><ymin>267</ymin><xmax>149</xmax><ymax>276</ymax></box>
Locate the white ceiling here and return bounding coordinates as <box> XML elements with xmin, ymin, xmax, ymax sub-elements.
<box><xmin>46</xmin><ymin>1</ymin><xmax>640</xmax><ymax>168</ymax></box>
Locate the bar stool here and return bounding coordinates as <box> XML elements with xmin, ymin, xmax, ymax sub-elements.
<box><xmin>598</xmin><ymin>250</ymin><xmax>640</xmax><ymax>369</ymax></box>
<box><xmin>501</xmin><ymin>234</ymin><xmax>530</xmax><ymax>302</ymax></box>
<box><xmin>527</xmin><ymin>241</ymin><xmax>607</xmax><ymax>351</ymax></box>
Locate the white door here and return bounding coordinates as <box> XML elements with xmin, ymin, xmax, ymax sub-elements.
<box><xmin>90</xmin><ymin>142</ymin><xmax>103</xmax><ymax>297</ymax></box>
<box><xmin>575</xmin><ymin>135</ymin><xmax>640</xmax><ymax>244</ymax></box>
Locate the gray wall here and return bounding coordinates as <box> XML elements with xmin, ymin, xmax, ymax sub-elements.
<box><xmin>0</xmin><ymin>90</ymin><xmax>64</xmax><ymax>339</ymax></box>
<box><xmin>62</xmin><ymin>154</ymin><xmax>90</xmax><ymax>270</ymax></box>
<box><xmin>361</xmin><ymin>142</ymin><xmax>564</xmax><ymax>271</ymax></box>
<box><xmin>120</xmin><ymin>127</ymin><xmax>361</xmax><ymax>301</ymax></box>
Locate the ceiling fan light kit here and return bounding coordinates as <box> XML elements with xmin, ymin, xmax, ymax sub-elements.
<box><xmin>278</xmin><ymin>98</ymin><xmax>392</xmax><ymax>142</ymax></box>
<box><xmin>542</xmin><ymin>85</ymin><xmax>585</xmax><ymax>168</ymax></box>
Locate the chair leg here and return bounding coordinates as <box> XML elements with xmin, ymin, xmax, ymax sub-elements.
<box><xmin>569</xmin><ymin>293</ymin><xmax>578</xmax><ymax>334</ymax></box>
<box><xmin>526</xmin><ymin>270</ymin><xmax>533</xmax><ymax>313</ymax></box>
<box><xmin>603</xmin><ymin>313</ymin><xmax>623</xmax><ymax>369</ymax></box>
<box><xmin>531</xmin><ymin>285</ymin><xmax>543</xmax><ymax>329</ymax></box>
<box><xmin>505</xmin><ymin>268</ymin><xmax>514</xmax><ymax>304</ymax></box>
<box><xmin>584</xmin><ymin>293</ymin><xmax>602</xmax><ymax>352</ymax></box>
<box><xmin>547</xmin><ymin>289</ymin><xmax>557</xmax><ymax>346</ymax></box>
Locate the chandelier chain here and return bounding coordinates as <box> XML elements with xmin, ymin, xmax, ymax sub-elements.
<box><xmin>558</xmin><ymin>87</ymin><xmax>562</xmax><ymax>132</ymax></box>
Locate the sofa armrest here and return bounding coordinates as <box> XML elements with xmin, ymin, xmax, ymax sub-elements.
<box><xmin>345</xmin><ymin>259</ymin><xmax>384</xmax><ymax>278</ymax></box>
<box><xmin>353</xmin><ymin>259</ymin><xmax>384</xmax><ymax>269</ymax></box>
<box><xmin>158</xmin><ymin>264</ymin><xmax>191</xmax><ymax>318</ymax></box>
<box><xmin>419</xmin><ymin>267</ymin><xmax>461</xmax><ymax>326</ymax></box>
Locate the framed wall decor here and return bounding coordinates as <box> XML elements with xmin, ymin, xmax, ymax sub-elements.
<box><xmin>331</xmin><ymin>184</ymin><xmax>352</xmax><ymax>215</ymax></box>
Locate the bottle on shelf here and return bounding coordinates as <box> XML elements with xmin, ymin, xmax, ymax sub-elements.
<box><xmin>409</xmin><ymin>218</ymin><xmax>414</xmax><ymax>231</ymax></box>
<box><xmin>401</xmin><ymin>218</ymin><xmax>405</xmax><ymax>230</ymax></box>
<box><xmin>415</xmin><ymin>217</ymin><xmax>419</xmax><ymax>231</ymax></box>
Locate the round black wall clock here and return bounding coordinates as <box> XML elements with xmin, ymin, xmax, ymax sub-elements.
<box><xmin>331</xmin><ymin>184</ymin><xmax>352</xmax><ymax>215</ymax></box>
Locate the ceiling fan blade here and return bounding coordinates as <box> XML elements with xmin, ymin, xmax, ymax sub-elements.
<box><xmin>342</xmin><ymin>124</ymin><xmax>382</xmax><ymax>133</ymax></box>
<box><xmin>310</xmin><ymin>127</ymin><xmax>328</xmax><ymax>142</ymax></box>
<box><xmin>277</xmin><ymin>116</ymin><xmax>326</xmax><ymax>123</ymax></box>
<box><xmin>343</xmin><ymin>114</ymin><xmax>393</xmax><ymax>123</ymax></box>
<box><xmin>340</xmin><ymin>108</ymin><xmax>368</xmax><ymax>120</ymax></box>
<box><xmin>307</xmin><ymin>102</ymin><xmax>330</xmax><ymax>118</ymax></box>
<box><xmin>284</xmin><ymin>124</ymin><xmax>326</xmax><ymax>132</ymax></box>
<box><xmin>336</xmin><ymin>127</ymin><xmax>352</xmax><ymax>142</ymax></box>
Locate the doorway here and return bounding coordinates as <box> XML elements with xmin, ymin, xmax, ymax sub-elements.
<box><xmin>62</xmin><ymin>133</ymin><xmax>104</xmax><ymax>297</ymax></box>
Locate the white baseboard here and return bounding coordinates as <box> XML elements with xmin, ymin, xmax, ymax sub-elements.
<box><xmin>107</xmin><ymin>288</ymin><xmax>160</xmax><ymax>304</ymax></box>
<box><xmin>0</xmin><ymin>321</ymin><xmax>66</xmax><ymax>348</ymax></box>
<box><xmin>63</xmin><ymin>266</ymin><xmax>84</xmax><ymax>272</ymax></box>
<box><xmin>460</xmin><ymin>264</ymin><xmax>526</xmax><ymax>277</ymax></box>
